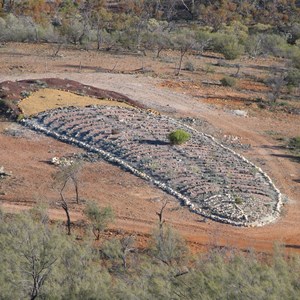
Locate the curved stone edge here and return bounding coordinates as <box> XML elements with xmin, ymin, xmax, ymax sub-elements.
<box><xmin>21</xmin><ymin>110</ymin><xmax>282</xmax><ymax>227</ymax></box>
<box><xmin>165</xmin><ymin>116</ymin><xmax>282</xmax><ymax>227</ymax></box>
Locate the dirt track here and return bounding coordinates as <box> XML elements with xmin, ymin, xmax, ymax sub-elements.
<box><xmin>1</xmin><ymin>54</ymin><xmax>300</xmax><ymax>253</ymax></box>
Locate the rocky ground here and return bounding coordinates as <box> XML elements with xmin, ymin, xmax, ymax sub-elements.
<box><xmin>23</xmin><ymin>105</ymin><xmax>281</xmax><ymax>226</ymax></box>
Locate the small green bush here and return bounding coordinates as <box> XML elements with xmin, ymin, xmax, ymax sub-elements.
<box><xmin>291</xmin><ymin>48</ymin><xmax>300</xmax><ymax>69</ymax></box>
<box><xmin>220</xmin><ymin>76</ymin><xmax>236</xmax><ymax>87</ymax></box>
<box><xmin>288</xmin><ymin>137</ymin><xmax>300</xmax><ymax>151</ymax></box>
<box><xmin>260</xmin><ymin>34</ymin><xmax>288</xmax><ymax>57</ymax></box>
<box><xmin>168</xmin><ymin>129</ymin><xmax>191</xmax><ymax>145</ymax></box>
<box><xmin>184</xmin><ymin>61</ymin><xmax>195</xmax><ymax>72</ymax></box>
<box><xmin>16</xmin><ymin>114</ymin><xmax>25</xmax><ymax>121</ymax></box>
<box><xmin>286</xmin><ymin>69</ymin><xmax>300</xmax><ymax>86</ymax></box>
<box><xmin>0</xmin><ymin>99</ymin><xmax>6</xmax><ymax>109</ymax></box>
<box><xmin>234</xmin><ymin>196</ymin><xmax>243</xmax><ymax>205</ymax></box>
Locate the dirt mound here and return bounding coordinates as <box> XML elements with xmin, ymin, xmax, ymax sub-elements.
<box><xmin>0</xmin><ymin>78</ymin><xmax>147</xmax><ymax>118</ymax></box>
<box><xmin>18</xmin><ymin>88</ymin><xmax>135</xmax><ymax>116</ymax></box>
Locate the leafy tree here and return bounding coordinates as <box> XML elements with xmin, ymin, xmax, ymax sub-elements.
<box><xmin>84</xmin><ymin>201</ymin><xmax>114</xmax><ymax>240</ymax></box>
<box><xmin>265</xmin><ymin>72</ymin><xmax>287</xmax><ymax>103</ymax></box>
<box><xmin>0</xmin><ymin>212</ymin><xmax>114</xmax><ymax>299</ymax></box>
<box><xmin>0</xmin><ymin>213</ymin><xmax>65</xmax><ymax>299</ymax></box>
<box><xmin>142</xmin><ymin>18</ymin><xmax>172</xmax><ymax>57</ymax></box>
<box><xmin>101</xmin><ymin>235</ymin><xmax>135</xmax><ymax>270</ymax></box>
<box><xmin>172</xmin><ymin>29</ymin><xmax>197</xmax><ymax>75</ymax></box>
<box><xmin>211</xmin><ymin>32</ymin><xmax>244</xmax><ymax>60</ymax></box>
<box><xmin>245</xmin><ymin>34</ymin><xmax>264</xmax><ymax>57</ymax></box>
<box><xmin>53</xmin><ymin>160</ymin><xmax>82</xmax><ymax>205</ymax></box>
<box><xmin>286</xmin><ymin>68</ymin><xmax>300</xmax><ymax>87</ymax></box>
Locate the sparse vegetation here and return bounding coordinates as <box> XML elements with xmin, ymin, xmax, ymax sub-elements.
<box><xmin>0</xmin><ymin>211</ymin><xmax>300</xmax><ymax>299</ymax></box>
<box><xmin>212</xmin><ymin>33</ymin><xmax>244</xmax><ymax>60</ymax></box>
<box><xmin>84</xmin><ymin>201</ymin><xmax>114</xmax><ymax>240</ymax></box>
<box><xmin>168</xmin><ymin>129</ymin><xmax>191</xmax><ymax>145</ymax></box>
<box><xmin>288</xmin><ymin>137</ymin><xmax>300</xmax><ymax>152</ymax></box>
<box><xmin>234</xmin><ymin>196</ymin><xmax>243</xmax><ymax>205</ymax></box>
<box><xmin>16</xmin><ymin>113</ymin><xmax>25</xmax><ymax>121</ymax></box>
<box><xmin>286</xmin><ymin>69</ymin><xmax>300</xmax><ymax>87</ymax></box>
<box><xmin>220</xmin><ymin>75</ymin><xmax>236</xmax><ymax>87</ymax></box>
<box><xmin>184</xmin><ymin>61</ymin><xmax>195</xmax><ymax>72</ymax></box>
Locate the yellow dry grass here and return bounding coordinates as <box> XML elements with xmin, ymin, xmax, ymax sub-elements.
<box><xmin>18</xmin><ymin>88</ymin><xmax>134</xmax><ymax>116</ymax></box>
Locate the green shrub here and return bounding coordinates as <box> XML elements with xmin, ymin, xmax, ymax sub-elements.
<box><xmin>0</xmin><ymin>99</ymin><xmax>6</xmax><ymax>109</ymax></box>
<box><xmin>84</xmin><ymin>201</ymin><xmax>114</xmax><ymax>240</ymax></box>
<box><xmin>288</xmin><ymin>137</ymin><xmax>300</xmax><ymax>151</ymax></box>
<box><xmin>168</xmin><ymin>129</ymin><xmax>191</xmax><ymax>145</ymax></box>
<box><xmin>220</xmin><ymin>21</ymin><xmax>249</xmax><ymax>44</ymax></box>
<box><xmin>250</xmin><ymin>23</ymin><xmax>273</xmax><ymax>34</ymax></box>
<box><xmin>17</xmin><ymin>114</ymin><xmax>25</xmax><ymax>121</ymax></box>
<box><xmin>234</xmin><ymin>196</ymin><xmax>243</xmax><ymax>205</ymax></box>
<box><xmin>20</xmin><ymin>90</ymin><xmax>31</xmax><ymax>98</ymax></box>
<box><xmin>220</xmin><ymin>76</ymin><xmax>236</xmax><ymax>87</ymax></box>
<box><xmin>291</xmin><ymin>48</ymin><xmax>300</xmax><ymax>69</ymax></box>
<box><xmin>260</xmin><ymin>34</ymin><xmax>289</xmax><ymax>57</ymax></box>
<box><xmin>245</xmin><ymin>34</ymin><xmax>264</xmax><ymax>57</ymax></box>
<box><xmin>211</xmin><ymin>33</ymin><xmax>244</xmax><ymax>60</ymax></box>
<box><xmin>184</xmin><ymin>61</ymin><xmax>195</xmax><ymax>72</ymax></box>
<box><xmin>286</xmin><ymin>69</ymin><xmax>300</xmax><ymax>86</ymax></box>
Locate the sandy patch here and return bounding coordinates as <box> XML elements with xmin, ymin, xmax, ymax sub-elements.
<box><xmin>18</xmin><ymin>88</ymin><xmax>134</xmax><ymax>116</ymax></box>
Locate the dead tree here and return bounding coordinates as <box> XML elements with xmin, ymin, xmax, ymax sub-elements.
<box><xmin>52</xmin><ymin>160</ymin><xmax>83</xmax><ymax>235</ymax></box>
<box><xmin>156</xmin><ymin>200</ymin><xmax>168</xmax><ymax>230</ymax></box>
<box><xmin>57</xmin><ymin>176</ymin><xmax>71</xmax><ymax>235</ymax></box>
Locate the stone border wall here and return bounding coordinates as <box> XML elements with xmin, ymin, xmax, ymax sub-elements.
<box><xmin>21</xmin><ymin>108</ymin><xmax>282</xmax><ymax>227</ymax></box>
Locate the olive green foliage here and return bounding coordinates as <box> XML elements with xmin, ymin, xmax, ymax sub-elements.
<box><xmin>211</xmin><ymin>33</ymin><xmax>244</xmax><ymax>60</ymax></box>
<box><xmin>260</xmin><ymin>34</ymin><xmax>288</xmax><ymax>57</ymax></box>
<box><xmin>16</xmin><ymin>113</ymin><xmax>25</xmax><ymax>121</ymax></box>
<box><xmin>168</xmin><ymin>129</ymin><xmax>191</xmax><ymax>145</ymax></box>
<box><xmin>184</xmin><ymin>61</ymin><xmax>195</xmax><ymax>71</ymax></box>
<box><xmin>265</xmin><ymin>73</ymin><xmax>286</xmax><ymax>103</ymax></box>
<box><xmin>151</xmin><ymin>225</ymin><xmax>188</xmax><ymax>266</ymax></box>
<box><xmin>101</xmin><ymin>236</ymin><xmax>135</xmax><ymax>271</ymax></box>
<box><xmin>291</xmin><ymin>48</ymin><xmax>300</xmax><ymax>69</ymax></box>
<box><xmin>288</xmin><ymin>137</ymin><xmax>300</xmax><ymax>152</ymax></box>
<box><xmin>0</xmin><ymin>99</ymin><xmax>9</xmax><ymax>115</ymax></box>
<box><xmin>220</xmin><ymin>76</ymin><xmax>236</xmax><ymax>87</ymax></box>
<box><xmin>286</xmin><ymin>69</ymin><xmax>300</xmax><ymax>87</ymax></box>
<box><xmin>84</xmin><ymin>201</ymin><xmax>114</xmax><ymax>240</ymax></box>
<box><xmin>1</xmin><ymin>212</ymin><xmax>300</xmax><ymax>299</ymax></box>
<box><xmin>0</xmin><ymin>212</ymin><xmax>113</xmax><ymax>299</ymax></box>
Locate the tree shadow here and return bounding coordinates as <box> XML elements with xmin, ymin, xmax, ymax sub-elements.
<box><xmin>245</xmin><ymin>64</ymin><xmax>287</xmax><ymax>73</ymax></box>
<box><xmin>260</xmin><ymin>145</ymin><xmax>300</xmax><ymax>164</ymax></box>
<box><xmin>270</xmin><ymin>153</ymin><xmax>300</xmax><ymax>163</ymax></box>
<box><xmin>206</xmin><ymin>95</ymin><xmax>252</xmax><ymax>102</ymax></box>
<box><xmin>285</xmin><ymin>244</ymin><xmax>300</xmax><ymax>249</ymax></box>
<box><xmin>60</xmin><ymin>64</ymin><xmax>106</xmax><ymax>72</ymax></box>
<box><xmin>0</xmin><ymin>51</ymin><xmax>34</xmax><ymax>57</ymax></box>
<box><xmin>139</xmin><ymin>139</ymin><xmax>169</xmax><ymax>146</ymax></box>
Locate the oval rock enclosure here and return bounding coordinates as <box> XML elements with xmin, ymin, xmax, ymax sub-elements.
<box><xmin>22</xmin><ymin>105</ymin><xmax>282</xmax><ymax>227</ymax></box>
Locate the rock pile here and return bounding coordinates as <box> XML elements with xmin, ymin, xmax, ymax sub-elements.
<box><xmin>0</xmin><ymin>166</ymin><xmax>11</xmax><ymax>178</ymax></box>
<box><xmin>21</xmin><ymin>105</ymin><xmax>282</xmax><ymax>227</ymax></box>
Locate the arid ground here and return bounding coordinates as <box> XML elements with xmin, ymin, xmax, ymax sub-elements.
<box><xmin>0</xmin><ymin>43</ymin><xmax>299</xmax><ymax>253</ymax></box>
